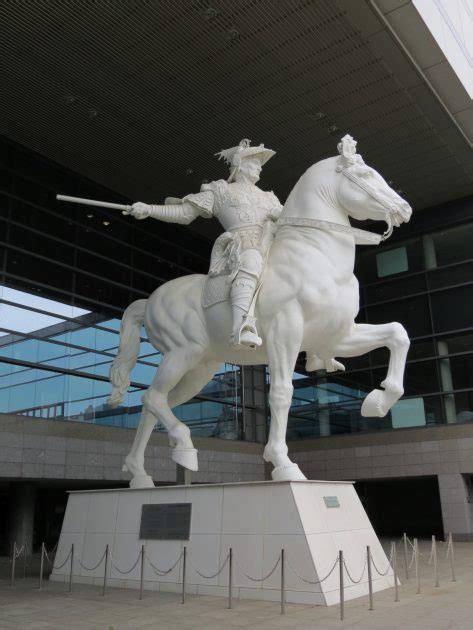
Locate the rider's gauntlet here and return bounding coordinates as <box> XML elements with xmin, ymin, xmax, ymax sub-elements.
<box><xmin>149</xmin><ymin>203</ymin><xmax>196</xmax><ymax>225</ymax></box>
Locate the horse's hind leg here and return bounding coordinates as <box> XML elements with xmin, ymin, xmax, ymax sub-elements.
<box><xmin>123</xmin><ymin>347</ymin><xmax>205</xmax><ymax>487</ymax></box>
<box><xmin>141</xmin><ymin>347</ymin><xmax>206</xmax><ymax>471</ymax></box>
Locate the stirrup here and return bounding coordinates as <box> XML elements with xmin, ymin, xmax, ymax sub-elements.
<box><xmin>234</xmin><ymin>316</ymin><xmax>262</xmax><ymax>349</ymax></box>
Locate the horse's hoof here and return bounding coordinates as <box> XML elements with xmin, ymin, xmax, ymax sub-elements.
<box><xmin>271</xmin><ymin>464</ymin><xmax>307</xmax><ymax>481</ymax></box>
<box><xmin>130</xmin><ymin>475</ymin><xmax>155</xmax><ymax>489</ymax></box>
<box><xmin>172</xmin><ymin>447</ymin><xmax>198</xmax><ymax>471</ymax></box>
<box><xmin>361</xmin><ymin>389</ymin><xmax>384</xmax><ymax>417</ymax></box>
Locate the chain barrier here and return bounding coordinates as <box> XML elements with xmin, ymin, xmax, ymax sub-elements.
<box><xmin>187</xmin><ymin>552</ymin><xmax>229</xmax><ymax>580</ymax></box>
<box><xmin>343</xmin><ymin>557</ymin><xmax>367</xmax><ymax>584</ymax></box>
<box><xmin>43</xmin><ymin>541</ymin><xmax>59</xmax><ymax>566</ymax></box>
<box><xmin>52</xmin><ymin>547</ymin><xmax>72</xmax><ymax>571</ymax></box>
<box><xmin>234</xmin><ymin>555</ymin><xmax>281</xmax><ymax>582</ymax></box>
<box><xmin>77</xmin><ymin>548</ymin><xmax>107</xmax><ymax>572</ymax></box>
<box><xmin>445</xmin><ymin>534</ymin><xmax>453</xmax><ymax>560</ymax></box>
<box><xmin>285</xmin><ymin>555</ymin><xmax>339</xmax><ymax>585</ymax></box>
<box><xmin>407</xmin><ymin>545</ymin><xmax>416</xmax><ymax>571</ymax></box>
<box><xmin>110</xmin><ymin>552</ymin><xmax>142</xmax><ymax>575</ymax></box>
<box><xmin>370</xmin><ymin>550</ymin><xmax>393</xmax><ymax>577</ymax></box>
<box><xmin>146</xmin><ymin>551</ymin><xmax>184</xmax><ymax>576</ymax></box>
<box><xmin>14</xmin><ymin>545</ymin><xmax>25</xmax><ymax>560</ymax></box>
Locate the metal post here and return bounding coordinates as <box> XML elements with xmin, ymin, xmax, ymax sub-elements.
<box><xmin>68</xmin><ymin>544</ymin><xmax>74</xmax><ymax>593</ymax></box>
<box><xmin>367</xmin><ymin>546</ymin><xmax>374</xmax><ymax>611</ymax></box>
<box><xmin>432</xmin><ymin>535</ymin><xmax>439</xmax><ymax>587</ymax></box>
<box><xmin>23</xmin><ymin>539</ymin><xmax>27</xmax><ymax>579</ymax></box>
<box><xmin>39</xmin><ymin>542</ymin><xmax>45</xmax><ymax>590</ymax></box>
<box><xmin>392</xmin><ymin>542</ymin><xmax>399</xmax><ymax>602</ymax></box>
<box><xmin>139</xmin><ymin>545</ymin><xmax>145</xmax><ymax>600</ymax></box>
<box><xmin>10</xmin><ymin>542</ymin><xmax>16</xmax><ymax>587</ymax></box>
<box><xmin>403</xmin><ymin>533</ymin><xmax>409</xmax><ymax>579</ymax></box>
<box><xmin>339</xmin><ymin>550</ymin><xmax>344</xmax><ymax>621</ymax></box>
<box><xmin>102</xmin><ymin>544</ymin><xmax>109</xmax><ymax>596</ymax></box>
<box><xmin>181</xmin><ymin>547</ymin><xmax>187</xmax><ymax>604</ymax></box>
<box><xmin>414</xmin><ymin>538</ymin><xmax>420</xmax><ymax>594</ymax></box>
<box><xmin>280</xmin><ymin>549</ymin><xmax>285</xmax><ymax>615</ymax></box>
<box><xmin>228</xmin><ymin>548</ymin><xmax>233</xmax><ymax>609</ymax></box>
<box><xmin>448</xmin><ymin>532</ymin><xmax>456</xmax><ymax>582</ymax></box>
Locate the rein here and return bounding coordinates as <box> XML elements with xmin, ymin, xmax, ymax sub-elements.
<box><xmin>277</xmin><ymin>216</ymin><xmax>386</xmax><ymax>246</ymax></box>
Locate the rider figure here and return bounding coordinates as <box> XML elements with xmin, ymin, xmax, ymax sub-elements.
<box><xmin>130</xmin><ymin>139</ymin><xmax>282</xmax><ymax>349</ymax></box>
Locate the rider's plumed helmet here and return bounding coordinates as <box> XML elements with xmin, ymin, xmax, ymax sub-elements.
<box><xmin>216</xmin><ymin>139</ymin><xmax>276</xmax><ymax>183</ymax></box>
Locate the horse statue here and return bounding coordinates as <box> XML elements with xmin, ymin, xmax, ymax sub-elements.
<box><xmin>108</xmin><ymin>135</ymin><xmax>412</xmax><ymax>488</ymax></box>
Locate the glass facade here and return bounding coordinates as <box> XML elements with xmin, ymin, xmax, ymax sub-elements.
<box><xmin>0</xmin><ymin>137</ymin><xmax>261</xmax><ymax>441</ymax></box>
<box><xmin>287</xmin><ymin>219</ymin><xmax>473</xmax><ymax>439</ymax></box>
<box><xmin>1</xmin><ymin>136</ymin><xmax>472</xmax><ymax>445</ymax></box>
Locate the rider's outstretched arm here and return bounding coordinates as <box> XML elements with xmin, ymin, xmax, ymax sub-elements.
<box><xmin>130</xmin><ymin>190</ymin><xmax>214</xmax><ymax>225</ymax></box>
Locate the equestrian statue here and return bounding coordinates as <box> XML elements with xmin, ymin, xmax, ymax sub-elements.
<box><xmin>59</xmin><ymin>135</ymin><xmax>412</xmax><ymax>488</ymax></box>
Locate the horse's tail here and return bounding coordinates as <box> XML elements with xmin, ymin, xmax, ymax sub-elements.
<box><xmin>108</xmin><ymin>299</ymin><xmax>147</xmax><ymax>408</ymax></box>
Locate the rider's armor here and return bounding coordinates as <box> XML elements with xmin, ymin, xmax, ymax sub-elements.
<box><xmin>148</xmin><ymin>179</ymin><xmax>282</xmax><ymax>347</ymax></box>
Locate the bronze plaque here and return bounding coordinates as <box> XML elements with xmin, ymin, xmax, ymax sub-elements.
<box><xmin>139</xmin><ymin>503</ymin><xmax>192</xmax><ymax>540</ymax></box>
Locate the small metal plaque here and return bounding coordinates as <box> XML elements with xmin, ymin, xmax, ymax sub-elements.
<box><xmin>323</xmin><ymin>496</ymin><xmax>340</xmax><ymax>508</ymax></box>
<box><xmin>139</xmin><ymin>503</ymin><xmax>191</xmax><ymax>540</ymax></box>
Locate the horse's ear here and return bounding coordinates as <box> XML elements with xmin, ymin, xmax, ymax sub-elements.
<box><xmin>337</xmin><ymin>135</ymin><xmax>359</xmax><ymax>169</ymax></box>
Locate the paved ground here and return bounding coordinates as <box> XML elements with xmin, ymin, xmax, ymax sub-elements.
<box><xmin>0</xmin><ymin>539</ymin><xmax>472</xmax><ymax>629</ymax></box>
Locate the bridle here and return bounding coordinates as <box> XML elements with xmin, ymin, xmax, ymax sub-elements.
<box><xmin>278</xmin><ymin>164</ymin><xmax>399</xmax><ymax>246</ymax></box>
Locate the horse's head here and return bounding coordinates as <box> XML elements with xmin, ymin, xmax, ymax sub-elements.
<box><xmin>336</xmin><ymin>135</ymin><xmax>411</xmax><ymax>240</ymax></box>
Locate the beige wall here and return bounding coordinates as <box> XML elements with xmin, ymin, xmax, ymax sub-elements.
<box><xmin>0</xmin><ymin>414</ymin><xmax>265</xmax><ymax>485</ymax></box>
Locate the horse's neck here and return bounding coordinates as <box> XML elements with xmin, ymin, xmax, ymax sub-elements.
<box><xmin>279</xmin><ymin>183</ymin><xmax>356</xmax><ymax>273</ymax></box>
<box><xmin>282</xmin><ymin>182</ymin><xmax>349</xmax><ymax>225</ymax></box>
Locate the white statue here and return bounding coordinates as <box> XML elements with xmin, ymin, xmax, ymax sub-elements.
<box><xmin>107</xmin><ymin>135</ymin><xmax>412</xmax><ymax>488</ymax></box>
<box><xmin>130</xmin><ymin>139</ymin><xmax>282</xmax><ymax>349</ymax></box>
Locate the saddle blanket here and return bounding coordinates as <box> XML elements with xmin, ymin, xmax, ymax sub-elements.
<box><xmin>202</xmin><ymin>273</ymin><xmax>231</xmax><ymax>308</ymax></box>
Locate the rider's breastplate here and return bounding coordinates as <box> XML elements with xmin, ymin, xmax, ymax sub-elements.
<box><xmin>215</xmin><ymin>184</ymin><xmax>280</xmax><ymax>233</ymax></box>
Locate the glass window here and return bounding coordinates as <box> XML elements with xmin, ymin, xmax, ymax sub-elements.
<box><xmin>367</xmin><ymin>295</ymin><xmax>431</xmax><ymax>337</ymax></box>
<box><xmin>431</xmin><ymin>225</ymin><xmax>473</xmax><ymax>267</ymax></box>
<box><xmin>428</xmin><ymin>261</ymin><xmax>473</xmax><ymax>289</ymax></box>
<box><xmin>431</xmin><ymin>286</ymin><xmax>473</xmax><ymax>333</ymax></box>
<box><xmin>376</xmin><ymin>247</ymin><xmax>408</xmax><ymax>278</ymax></box>
<box><xmin>391</xmin><ymin>397</ymin><xmax>426</xmax><ymax>428</ymax></box>
<box><xmin>366</xmin><ymin>273</ymin><xmax>426</xmax><ymax>304</ymax></box>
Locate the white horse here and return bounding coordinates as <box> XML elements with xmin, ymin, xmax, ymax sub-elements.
<box><xmin>109</xmin><ymin>143</ymin><xmax>412</xmax><ymax>488</ymax></box>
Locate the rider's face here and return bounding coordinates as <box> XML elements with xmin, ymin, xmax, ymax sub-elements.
<box><xmin>237</xmin><ymin>158</ymin><xmax>262</xmax><ymax>184</ymax></box>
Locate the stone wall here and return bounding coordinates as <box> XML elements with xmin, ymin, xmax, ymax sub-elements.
<box><xmin>289</xmin><ymin>423</ymin><xmax>473</xmax><ymax>540</ymax></box>
<box><xmin>0</xmin><ymin>414</ymin><xmax>265</xmax><ymax>485</ymax></box>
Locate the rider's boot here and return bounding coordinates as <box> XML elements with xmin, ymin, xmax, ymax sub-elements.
<box><xmin>230</xmin><ymin>272</ymin><xmax>262</xmax><ymax>349</ymax></box>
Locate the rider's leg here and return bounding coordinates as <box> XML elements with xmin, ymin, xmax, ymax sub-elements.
<box><xmin>332</xmin><ymin>322</ymin><xmax>409</xmax><ymax>417</ymax></box>
<box><xmin>230</xmin><ymin>271</ymin><xmax>261</xmax><ymax>347</ymax></box>
<box><xmin>231</xmin><ymin>248</ymin><xmax>263</xmax><ymax>348</ymax></box>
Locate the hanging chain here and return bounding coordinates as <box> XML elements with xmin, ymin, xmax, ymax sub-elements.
<box><xmin>110</xmin><ymin>552</ymin><xmax>141</xmax><ymax>575</ymax></box>
<box><xmin>146</xmin><ymin>551</ymin><xmax>183</xmax><ymax>576</ymax></box>
<box><xmin>234</xmin><ymin>555</ymin><xmax>281</xmax><ymax>582</ymax></box>
<box><xmin>370</xmin><ymin>549</ymin><xmax>393</xmax><ymax>576</ymax></box>
<box><xmin>343</xmin><ymin>557</ymin><xmax>367</xmax><ymax>584</ymax></box>
<box><xmin>286</xmin><ymin>555</ymin><xmax>339</xmax><ymax>585</ymax></box>
<box><xmin>187</xmin><ymin>552</ymin><xmax>229</xmax><ymax>579</ymax></box>
<box><xmin>78</xmin><ymin>549</ymin><xmax>107</xmax><ymax>572</ymax></box>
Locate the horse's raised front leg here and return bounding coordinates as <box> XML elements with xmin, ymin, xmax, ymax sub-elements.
<box><xmin>332</xmin><ymin>322</ymin><xmax>410</xmax><ymax>417</ymax></box>
<box><xmin>264</xmin><ymin>312</ymin><xmax>306</xmax><ymax>481</ymax></box>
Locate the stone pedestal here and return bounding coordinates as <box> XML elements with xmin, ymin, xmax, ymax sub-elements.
<box><xmin>50</xmin><ymin>480</ymin><xmax>394</xmax><ymax>605</ymax></box>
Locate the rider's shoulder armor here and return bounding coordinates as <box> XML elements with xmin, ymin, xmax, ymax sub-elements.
<box><xmin>213</xmin><ymin>183</ymin><xmax>281</xmax><ymax>231</ymax></box>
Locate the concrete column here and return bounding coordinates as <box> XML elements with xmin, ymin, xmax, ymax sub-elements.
<box><xmin>317</xmin><ymin>375</ymin><xmax>331</xmax><ymax>437</ymax></box>
<box><xmin>242</xmin><ymin>365</ymin><xmax>267</xmax><ymax>444</ymax></box>
<box><xmin>422</xmin><ymin>234</ymin><xmax>437</xmax><ymax>270</ymax></box>
<box><xmin>438</xmin><ymin>474</ymin><xmax>472</xmax><ymax>541</ymax></box>
<box><xmin>8</xmin><ymin>482</ymin><xmax>36</xmax><ymax>555</ymax></box>
<box><xmin>437</xmin><ymin>341</ymin><xmax>457</xmax><ymax>423</ymax></box>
